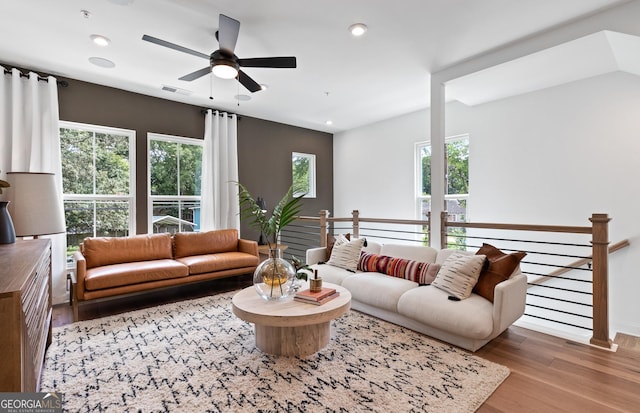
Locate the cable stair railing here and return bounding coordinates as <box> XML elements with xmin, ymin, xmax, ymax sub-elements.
<box><xmin>528</xmin><ymin>239</ymin><xmax>629</xmax><ymax>286</ymax></box>
<box><xmin>282</xmin><ymin>210</ymin><xmax>623</xmax><ymax>350</ymax></box>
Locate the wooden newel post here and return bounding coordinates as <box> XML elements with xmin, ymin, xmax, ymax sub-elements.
<box><xmin>352</xmin><ymin>210</ymin><xmax>360</xmax><ymax>239</ymax></box>
<box><xmin>440</xmin><ymin>211</ymin><xmax>447</xmax><ymax>250</ymax></box>
<box><xmin>319</xmin><ymin>210</ymin><xmax>329</xmax><ymax>248</ymax></box>
<box><xmin>590</xmin><ymin>213</ymin><xmax>613</xmax><ymax>350</ymax></box>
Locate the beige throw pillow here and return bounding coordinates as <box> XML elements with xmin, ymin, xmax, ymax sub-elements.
<box><xmin>326</xmin><ymin>235</ymin><xmax>365</xmax><ymax>272</ymax></box>
<box><xmin>432</xmin><ymin>252</ymin><xmax>486</xmax><ymax>299</ymax></box>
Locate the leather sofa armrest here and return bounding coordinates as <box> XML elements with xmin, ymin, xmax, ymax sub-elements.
<box><xmin>238</xmin><ymin>238</ymin><xmax>259</xmax><ymax>258</ymax></box>
<box><xmin>306</xmin><ymin>247</ymin><xmax>327</xmax><ymax>265</ymax></box>
<box><xmin>72</xmin><ymin>250</ymin><xmax>87</xmax><ymax>320</ymax></box>
<box><xmin>492</xmin><ymin>272</ymin><xmax>527</xmax><ymax>335</ymax></box>
<box><xmin>73</xmin><ymin>250</ymin><xmax>87</xmax><ymax>301</ymax></box>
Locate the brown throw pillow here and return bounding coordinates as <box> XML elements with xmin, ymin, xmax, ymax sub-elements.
<box><xmin>473</xmin><ymin>243</ymin><xmax>526</xmax><ymax>302</ymax></box>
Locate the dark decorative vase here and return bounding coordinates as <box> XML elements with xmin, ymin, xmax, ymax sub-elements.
<box><xmin>253</xmin><ymin>248</ymin><xmax>295</xmax><ymax>301</ymax></box>
<box><xmin>0</xmin><ymin>201</ymin><xmax>16</xmax><ymax>244</ymax></box>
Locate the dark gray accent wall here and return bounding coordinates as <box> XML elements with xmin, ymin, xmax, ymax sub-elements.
<box><xmin>56</xmin><ymin>77</ymin><xmax>333</xmax><ymax>236</ymax></box>
<box><xmin>237</xmin><ymin>117</ymin><xmax>333</xmax><ymax>241</ymax></box>
<box><xmin>58</xmin><ymin>78</ymin><xmax>205</xmax><ymax>233</ymax></box>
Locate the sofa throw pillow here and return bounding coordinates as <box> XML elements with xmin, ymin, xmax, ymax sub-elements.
<box><xmin>325</xmin><ymin>233</ymin><xmax>350</xmax><ymax>261</ymax></box>
<box><xmin>326</xmin><ymin>235</ymin><xmax>365</xmax><ymax>271</ymax></box>
<box><xmin>473</xmin><ymin>243</ymin><xmax>527</xmax><ymax>302</ymax></box>
<box><xmin>357</xmin><ymin>253</ymin><xmax>441</xmax><ymax>285</ymax></box>
<box><xmin>432</xmin><ymin>252</ymin><xmax>486</xmax><ymax>300</ymax></box>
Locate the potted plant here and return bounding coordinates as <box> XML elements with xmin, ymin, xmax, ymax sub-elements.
<box><xmin>238</xmin><ymin>183</ymin><xmax>305</xmax><ymax>300</ymax></box>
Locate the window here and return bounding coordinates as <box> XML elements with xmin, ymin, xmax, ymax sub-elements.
<box><xmin>148</xmin><ymin>133</ymin><xmax>203</xmax><ymax>234</ymax></box>
<box><xmin>60</xmin><ymin>121</ymin><xmax>136</xmax><ymax>256</ymax></box>
<box><xmin>292</xmin><ymin>152</ymin><xmax>316</xmax><ymax>198</ymax></box>
<box><xmin>417</xmin><ymin>134</ymin><xmax>469</xmax><ymax>247</ymax></box>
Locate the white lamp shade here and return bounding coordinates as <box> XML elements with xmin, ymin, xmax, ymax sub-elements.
<box><xmin>7</xmin><ymin>172</ymin><xmax>66</xmax><ymax>237</ymax></box>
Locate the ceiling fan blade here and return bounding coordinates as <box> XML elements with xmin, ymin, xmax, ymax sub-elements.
<box><xmin>179</xmin><ymin>66</ymin><xmax>211</xmax><ymax>81</ymax></box>
<box><xmin>218</xmin><ymin>14</ymin><xmax>240</xmax><ymax>54</ymax></box>
<box><xmin>238</xmin><ymin>56</ymin><xmax>297</xmax><ymax>68</ymax></box>
<box><xmin>142</xmin><ymin>35</ymin><xmax>209</xmax><ymax>59</ymax></box>
<box><xmin>237</xmin><ymin>70</ymin><xmax>262</xmax><ymax>93</ymax></box>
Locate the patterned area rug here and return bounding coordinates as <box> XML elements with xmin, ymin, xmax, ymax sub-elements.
<box><xmin>41</xmin><ymin>291</ymin><xmax>509</xmax><ymax>412</ymax></box>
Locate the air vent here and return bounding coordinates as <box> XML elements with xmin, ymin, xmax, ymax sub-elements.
<box><xmin>161</xmin><ymin>85</ymin><xmax>193</xmax><ymax>96</ymax></box>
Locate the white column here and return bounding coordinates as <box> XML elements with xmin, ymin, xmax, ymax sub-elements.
<box><xmin>429</xmin><ymin>76</ymin><xmax>445</xmax><ymax>248</ymax></box>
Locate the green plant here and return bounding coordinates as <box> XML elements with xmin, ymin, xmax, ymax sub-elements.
<box><xmin>290</xmin><ymin>255</ymin><xmax>310</xmax><ymax>281</ymax></box>
<box><xmin>237</xmin><ymin>183</ymin><xmax>305</xmax><ymax>250</ymax></box>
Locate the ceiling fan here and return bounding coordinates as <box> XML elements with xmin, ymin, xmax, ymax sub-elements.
<box><xmin>142</xmin><ymin>14</ymin><xmax>297</xmax><ymax>92</ymax></box>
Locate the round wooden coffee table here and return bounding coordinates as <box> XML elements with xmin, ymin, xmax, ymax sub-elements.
<box><xmin>231</xmin><ymin>282</ymin><xmax>351</xmax><ymax>357</ymax></box>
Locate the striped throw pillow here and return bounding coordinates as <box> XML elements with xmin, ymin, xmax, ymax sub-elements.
<box><xmin>432</xmin><ymin>252</ymin><xmax>486</xmax><ymax>299</ymax></box>
<box><xmin>358</xmin><ymin>253</ymin><xmax>441</xmax><ymax>285</ymax></box>
<box><xmin>326</xmin><ymin>235</ymin><xmax>365</xmax><ymax>271</ymax></box>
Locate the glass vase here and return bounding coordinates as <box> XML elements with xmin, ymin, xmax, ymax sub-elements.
<box><xmin>253</xmin><ymin>248</ymin><xmax>296</xmax><ymax>301</ymax></box>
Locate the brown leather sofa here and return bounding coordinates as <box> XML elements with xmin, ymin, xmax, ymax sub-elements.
<box><xmin>71</xmin><ymin>229</ymin><xmax>259</xmax><ymax>321</ymax></box>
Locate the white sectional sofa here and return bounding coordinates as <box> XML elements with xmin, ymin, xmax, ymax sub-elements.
<box><xmin>306</xmin><ymin>241</ymin><xmax>527</xmax><ymax>352</ymax></box>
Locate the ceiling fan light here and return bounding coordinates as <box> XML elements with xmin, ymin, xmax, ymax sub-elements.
<box><xmin>212</xmin><ymin>63</ymin><xmax>238</xmax><ymax>79</ymax></box>
<box><xmin>349</xmin><ymin>23</ymin><xmax>368</xmax><ymax>37</ymax></box>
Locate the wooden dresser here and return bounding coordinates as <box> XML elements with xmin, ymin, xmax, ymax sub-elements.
<box><xmin>0</xmin><ymin>238</ymin><xmax>52</xmax><ymax>392</ymax></box>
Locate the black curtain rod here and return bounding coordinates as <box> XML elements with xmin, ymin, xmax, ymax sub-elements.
<box><xmin>200</xmin><ymin>108</ymin><xmax>240</xmax><ymax>119</ymax></box>
<box><xmin>3</xmin><ymin>68</ymin><xmax>68</xmax><ymax>87</ymax></box>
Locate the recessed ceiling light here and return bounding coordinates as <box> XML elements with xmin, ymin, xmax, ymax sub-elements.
<box><xmin>90</xmin><ymin>34</ymin><xmax>111</xmax><ymax>47</ymax></box>
<box><xmin>260</xmin><ymin>84</ymin><xmax>268</xmax><ymax>90</ymax></box>
<box><xmin>348</xmin><ymin>23</ymin><xmax>368</xmax><ymax>37</ymax></box>
<box><xmin>88</xmin><ymin>57</ymin><xmax>115</xmax><ymax>68</ymax></box>
<box><xmin>234</xmin><ymin>94</ymin><xmax>251</xmax><ymax>101</ymax></box>
<box><xmin>325</xmin><ymin>120</ymin><xmax>333</xmax><ymax>126</ymax></box>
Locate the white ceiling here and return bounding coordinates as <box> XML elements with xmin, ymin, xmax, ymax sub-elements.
<box><xmin>0</xmin><ymin>0</ymin><xmax>630</xmax><ymax>133</ymax></box>
<box><xmin>447</xmin><ymin>30</ymin><xmax>640</xmax><ymax>106</ymax></box>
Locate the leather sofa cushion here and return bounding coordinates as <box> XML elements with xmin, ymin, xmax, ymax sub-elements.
<box><xmin>84</xmin><ymin>259</ymin><xmax>189</xmax><ymax>291</ymax></box>
<box><xmin>173</xmin><ymin>229</ymin><xmax>239</xmax><ymax>258</ymax></box>
<box><xmin>177</xmin><ymin>251</ymin><xmax>259</xmax><ymax>275</ymax></box>
<box><xmin>83</xmin><ymin>233</ymin><xmax>173</xmax><ymax>269</ymax></box>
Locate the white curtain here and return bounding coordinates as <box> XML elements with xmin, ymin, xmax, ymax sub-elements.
<box><xmin>0</xmin><ymin>66</ymin><xmax>66</xmax><ymax>304</ymax></box>
<box><xmin>200</xmin><ymin>109</ymin><xmax>240</xmax><ymax>231</ymax></box>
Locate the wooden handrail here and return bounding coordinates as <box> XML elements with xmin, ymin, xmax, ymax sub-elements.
<box><xmin>298</xmin><ymin>215</ymin><xmax>430</xmax><ymax>226</ymax></box>
<box><xmin>445</xmin><ymin>220</ymin><xmax>592</xmax><ymax>234</ymax></box>
<box><xmin>529</xmin><ymin>239</ymin><xmax>630</xmax><ymax>285</ymax></box>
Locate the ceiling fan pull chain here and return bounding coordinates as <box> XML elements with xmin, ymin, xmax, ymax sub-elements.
<box><xmin>209</xmin><ymin>73</ymin><xmax>214</xmax><ymax>100</ymax></box>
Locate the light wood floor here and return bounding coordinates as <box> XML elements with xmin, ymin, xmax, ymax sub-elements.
<box><xmin>53</xmin><ymin>277</ymin><xmax>640</xmax><ymax>412</ymax></box>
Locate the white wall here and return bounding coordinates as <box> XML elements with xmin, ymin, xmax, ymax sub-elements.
<box><xmin>334</xmin><ymin>71</ymin><xmax>640</xmax><ymax>337</ymax></box>
<box><xmin>333</xmin><ymin>110</ymin><xmax>428</xmax><ymax>219</ymax></box>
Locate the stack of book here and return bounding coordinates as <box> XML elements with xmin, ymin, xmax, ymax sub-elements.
<box><xmin>294</xmin><ymin>287</ymin><xmax>339</xmax><ymax>305</ymax></box>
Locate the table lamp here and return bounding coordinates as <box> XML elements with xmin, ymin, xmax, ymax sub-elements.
<box><xmin>7</xmin><ymin>172</ymin><xmax>66</xmax><ymax>238</ymax></box>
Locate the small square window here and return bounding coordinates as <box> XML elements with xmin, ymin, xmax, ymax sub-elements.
<box><xmin>292</xmin><ymin>152</ymin><xmax>316</xmax><ymax>198</ymax></box>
